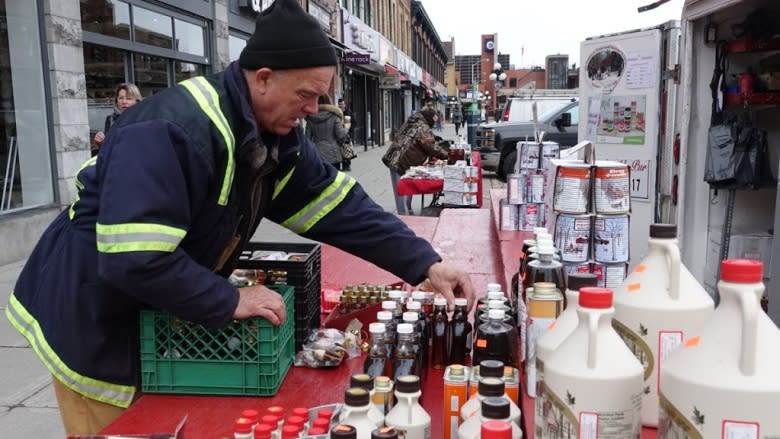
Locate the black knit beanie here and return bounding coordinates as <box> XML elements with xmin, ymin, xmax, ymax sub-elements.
<box><xmin>239</xmin><ymin>0</ymin><xmax>338</xmax><ymax>70</ymax></box>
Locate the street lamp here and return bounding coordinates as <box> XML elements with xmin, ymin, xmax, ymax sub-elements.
<box><xmin>489</xmin><ymin>62</ymin><xmax>506</xmax><ymax>121</ymax></box>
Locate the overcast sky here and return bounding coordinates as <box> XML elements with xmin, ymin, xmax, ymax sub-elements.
<box><xmin>420</xmin><ymin>0</ymin><xmax>685</xmax><ymax>68</ymax></box>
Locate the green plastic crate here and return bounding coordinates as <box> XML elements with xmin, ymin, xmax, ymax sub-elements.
<box><xmin>139</xmin><ymin>285</ymin><xmax>295</xmax><ymax>396</ymax></box>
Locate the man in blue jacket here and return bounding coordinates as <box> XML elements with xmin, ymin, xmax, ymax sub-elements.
<box><xmin>5</xmin><ymin>0</ymin><xmax>474</xmax><ymax>434</ymax></box>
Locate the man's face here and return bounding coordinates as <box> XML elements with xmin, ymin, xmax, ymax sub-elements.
<box><xmin>338</xmin><ymin>100</ymin><xmax>345</xmax><ymax>111</ymax></box>
<box><xmin>246</xmin><ymin>66</ymin><xmax>335</xmax><ymax>135</ymax></box>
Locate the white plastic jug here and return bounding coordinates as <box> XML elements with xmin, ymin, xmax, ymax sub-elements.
<box><xmin>659</xmin><ymin>259</ymin><xmax>780</xmax><ymax>439</ymax></box>
<box><xmin>612</xmin><ymin>224</ymin><xmax>714</xmax><ymax>427</ymax></box>
<box><xmin>340</xmin><ymin>387</ymin><xmax>383</xmax><ymax>439</ymax></box>
<box><xmin>534</xmin><ymin>273</ymin><xmax>597</xmax><ymax>432</ymax></box>
<box><xmin>539</xmin><ymin>287</ymin><xmax>643</xmax><ymax>439</ymax></box>
<box><xmin>384</xmin><ymin>375</ymin><xmax>431</xmax><ymax>439</ymax></box>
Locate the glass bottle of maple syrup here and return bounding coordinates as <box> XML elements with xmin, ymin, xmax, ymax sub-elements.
<box><xmin>392</xmin><ymin>323</ymin><xmax>419</xmax><ymax>381</ymax></box>
<box><xmin>431</xmin><ymin>297</ymin><xmax>450</xmax><ymax>369</ymax></box>
<box><xmin>364</xmin><ymin>323</ymin><xmax>392</xmax><ymax>379</ymax></box>
<box><xmin>449</xmin><ymin>298</ymin><xmax>472</xmax><ymax>365</ymax></box>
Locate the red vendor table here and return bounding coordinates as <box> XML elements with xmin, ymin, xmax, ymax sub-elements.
<box><xmin>396</xmin><ymin>152</ymin><xmax>483</xmax><ymax>208</ymax></box>
<box><xmin>100</xmin><ymin>195</ymin><xmax>657</xmax><ymax>438</ymax></box>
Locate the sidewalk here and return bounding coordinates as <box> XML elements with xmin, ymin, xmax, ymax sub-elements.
<box><xmin>0</xmin><ymin>121</ymin><xmax>503</xmax><ymax>437</ymax></box>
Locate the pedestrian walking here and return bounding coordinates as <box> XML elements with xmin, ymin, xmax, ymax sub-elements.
<box><xmin>337</xmin><ymin>98</ymin><xmax>354</xmax><ymax>171</ymax></box>
<box><xmin>451</xmin><ymin>108</ymin><xmax>463</xmax><ymax>137</ymax></box>
<box><xmin>306</xmin><ymin>94</ymin><xmax>349</xmax><ymax>169</ymax></box>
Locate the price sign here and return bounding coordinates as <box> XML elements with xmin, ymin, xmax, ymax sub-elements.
<box><xmin>614</xmin><ymin>159</ymin><xmax>650</xmax><ymax>199</ymax></box>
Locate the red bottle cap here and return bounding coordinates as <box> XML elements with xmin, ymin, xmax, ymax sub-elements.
<box><xmin>291</xmin><ymin>407</ymin><xmax>309</xmax><ymax>418</ymax></box>
<box><xmin>317</xmin><ymin>408</ymin><xmax>334</xmax><ymax>420</ymax></box>
<box><xmin>579</xmin><ymin>287</ymin><xmax>613</xmax><ymax>309</ymax></box>
<box><xmin>281</xmin><ymin>424</ymin><xmax>302</xmax><ymax>438</ymax></box>
<box><xmin>266</xmin><ymin>406</ymin><xmax>285</xmax><ymax>417</ymax></box>
<box><xmin>234</xmin><ymin>417</ymin><xmax>254</xmax><ymax>434</ymax></box>
<box><xmin>313</xmin><ymin>417</ymin><xmax>330</xmax><ymax>429</ymax></box>
<box><xmin>254</xmin><ymin>424</ymin><xmax>273</xmax><ymax>439</ymax></box>
<box><xmin>308</xmin><ymin>427</ymin><xmax>327</xmax><ymax>435</ymax></box>
<box><xmin>286</xmin><ymin>415</ymin><xmax>306</xmax><ymax>427</ymax></box>
<box><xmin>721</xmin><ymin>259</ymin><xmax>763</xmax><ymax>283</ymax></box>
<box><xmin>481</xmin><ymin>420</ymin><xmax>512</xmax><ymax>438</ymax></box>
<box><xmin>241</xmin><ymin>409</ymin><xmax>259</xmax><ymax>424</ymax></box>
<box><xmin>260</xmin><ymin>414</ymin><xmax>279</xmax><ymax>426</ymax></box>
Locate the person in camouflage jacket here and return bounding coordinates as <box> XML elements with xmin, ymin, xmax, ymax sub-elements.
<box><xmin>382</xmin><ymin>108</ymin><xmax>449</xmax><ymax>214</ymax></box>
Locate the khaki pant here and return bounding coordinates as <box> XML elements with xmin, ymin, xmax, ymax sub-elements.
<box><xmin>51</xmin><ymin>375</ymin><xmax>129</xmax><ymax>435</ymax></box>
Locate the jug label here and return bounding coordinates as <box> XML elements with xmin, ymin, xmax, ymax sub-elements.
<box><xmin>722</xmin><ymin>420</ymin><xmax>759</xmax><ymax>439</ymax></box>
<box><xmin>612</xmin><ymin>319</ymin><xmax>654</xmax><ymax>381</ymax></box>
<box><xmin>579</xmin><ymin>412</ymin><xmax>599</xmax><ymax>437</ymax></box>
<box><xmin>658</xmin><ymin>331</ymin><xmax>683</xmax><ymax>392</ymax></box>
<box><xmin>538</xmin><ymin>382</ymin><xmax>640</xmax><ymax>438</ymax></box>
<box><xmin>658</xmin><ymin>393</ymin><xmax>704</xmax><ymax>439</ymax></box>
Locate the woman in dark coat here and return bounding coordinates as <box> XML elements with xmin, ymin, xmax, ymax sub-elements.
<box><xmin>305</xmin><ymin>94</ymin><xmax>350</xmax><ymax>169</ymax></box>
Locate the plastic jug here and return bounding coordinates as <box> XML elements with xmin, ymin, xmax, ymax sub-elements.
<box><xmin>612</xmin><ymin>224</ymin><xmax>714</xmax><ymax>427</ymax></box>
<box><xmin>539</xmin><ymin>287</ymin><xmax>643</xmax><ymax>439</ymax></box>
<box><xmin>340</xmin><ymin>387</ymin><xmax>383</xmax><ymax>439</ymax></box>
<box><xmin>384</xmin><ymin>375</ymin><xmax>431</xmax><ymax>438</ymax></box>
<box><xmin>460</xmin><ymin>377</ymin><xmax>521</xmax><ymax>425</ymax></box>
<box><xmin>458</xmin><ymin>397</ymin><xmax>522</xmax><ymax>439</ymax></box>
<box><xmin>534</xmin><ymin>273</ymin><xmax>597</xmax><ymax>428</ymax></box>
<box><xmin>659</xmin><ymin>260</ymin><xmax>780</xmax><ymax>439</ymax></box>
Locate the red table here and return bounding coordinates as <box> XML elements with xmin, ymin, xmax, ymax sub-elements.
<box><xmin>101</xmin><ymin>213</ymin><xmax>498</xmax><ymax>438</ymax></box>
<box><xmin>395</xmin><ymin>152</ymin><xmax>483</xmax><ymax>208</ymax></box>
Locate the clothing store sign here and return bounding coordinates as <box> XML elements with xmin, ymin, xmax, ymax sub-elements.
<box><xmin>342</xmin><ymin>52</ymin><xmax>370</xmax><ymax>64</ymax></box>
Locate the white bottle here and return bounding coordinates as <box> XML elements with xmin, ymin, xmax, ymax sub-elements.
<box><xmin>612</xmin><ymin>223</ymin><xmax>714</xmax><ymax>427</ymax></box>
<box><xmin>349</xmin><ymin>373</ymin><xmax>385</xmax><ymax>427</ymax></box>
<box><xmin>659</xmin><ymin>260</ymin><xmax>780</xmax><ymax>439</ymax></box>
<box><xmin>539</xmin><ymin>287</ymin><xmax>643</xmax><ymax>439</ymax></box>
<box><xmin>534</xmin><ymin>274</ymin><xmax>597</xmax><ymax>432</ymax></box>
<box><xmin>458</xmin><ymin>397</ymin><xmax>522</xmax><ymax>439</ymax></box>
<box><xmin>384</xmin><ymin>375</ymin><xmax>431</xmax><ymax>439</ymax></box>
<box><xmin>460</xmin><ymin>377</ymin><xmax>521</xmax><ymax>425</ymax></box>
<box><xmin>340</xmin><ymin>387</ymin><xmax>382</xmax><ymax>439</ymax></box>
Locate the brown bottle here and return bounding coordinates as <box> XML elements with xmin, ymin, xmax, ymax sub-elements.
<box><xmin>392</xmin><ymin>323</ymin><xmax>419</xmax><ymax>381</ymax></box>
<box><xmin>473</xmin><ymin>309</ymin><xmax>519</xmax><ymax>369</ymax></box>
<box><xmin>449</xmin><ymin>298</ymin><xmax>472</xmax><ymax>365</ymax></box>
<box><xmin>522</xmin><ymin>247</ymin><xmax>565</xmax><ymax>292</ymax></box>
<box><xmin>363</xmin><ymin>323</ymin><xmax>392</xmax><ymax>379</ymax></box>
<box><xmin>430</xmin><ymin>297</ymin><xmax>450</xmax><ymax>369</ymax></box>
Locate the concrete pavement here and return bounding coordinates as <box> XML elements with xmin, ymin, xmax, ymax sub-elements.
<box><xmin>0</xmin><ymin>122</ymin><xmax>504</xmax><ymax>437</ymax></box>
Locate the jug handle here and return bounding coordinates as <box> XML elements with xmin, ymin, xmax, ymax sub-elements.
<box><xmin>587</xmin><ymin>311</ymin><xmax>599</xmax><ymax>369</ymax></box>
<box><xmin>663</xmin><ymin>242</ymin><xmax>681</xmax><ymax>301</ymax></box>
<box><xmin>738</xmin><ymin>286</ymin><xmax>760</xmax><ymax>376</ymax></box>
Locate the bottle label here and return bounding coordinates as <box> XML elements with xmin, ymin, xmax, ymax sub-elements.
<box><xmin>612</xmin><ymin>319</ymin><xmax>654</xmax><ymax>381</ymax></box>
<box><xmin>526</xmin><ymin>316</ymin><xmax>554</xmax><ymax>398</ymax></box>
<box><xmin>658</xmin><ymin>393</ymin><xmax>704</xmax><ymax>439</ymax></box>
<box><xmin>657</xmin><ymin>330</ymin><xmax>683</xmax><ymax>393</ymax></box>
<box><xmin>722</xmin><ymin>420</ymin><xmax>759</xmax><ymax>439</ymax></box>
<box><xmin>538</xmin><ymin>382</ymin><xmax>640</xmax><ymax>438</ymax></box>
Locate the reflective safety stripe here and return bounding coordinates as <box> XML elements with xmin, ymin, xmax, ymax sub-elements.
<box><xmin>5</xmin><ymin>293</ymin><xmax>136</xmax><ymax>408</ymax></box>
<box><xmin>69</xmin><ymin>156</ymin><xmax>98</xmax><ymax>220</ymax></box>
<box><xmin>273</xmin><ymin>165</ymin><xmax>296</xmax><ymax>200</ymax></box>
<box><xmin>96</xmin><ymin>222</ymin><xmax>186</xmax><ymax>253</ymax></box>
<box><xmin>180</xmin><ymin>77</ymin><xmax>235</xmax><ymax>206</ymax></box>
<box><xmin>281</xmin><ymin>172</ymin><xmax>356</xmax><ymax>233</ymax></box>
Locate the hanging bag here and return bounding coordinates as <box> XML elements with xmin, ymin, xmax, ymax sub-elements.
<box><xmin>341</xmin><ymin>139</ymin><xmax>357</xmax><ymax>160</ymax></box>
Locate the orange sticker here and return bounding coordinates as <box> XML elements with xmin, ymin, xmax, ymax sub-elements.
<box><xmin>628</xmin><ymin>283</ymin><xmax>641</xmax><ymax>292</ymax></box>
<box><xmin>685</xmin><ymin>336</ymin><xmax>701</xmax><ymax>348</ymax></box>
<box><xmin>476</xmin><ymin>339</ymin><xmax>487</xmax><ymax>348</ymax></box>
<box><xmin>548</xmin><ymin>320</ymin><xmax>557</xmax><ymax>330</ymax></box>
<box><xmin>635</xmin><ymin>264</ymin><xmax>647</xmax><ymax>273</ymax></box>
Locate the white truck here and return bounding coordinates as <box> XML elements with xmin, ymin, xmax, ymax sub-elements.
<box><xmin>576</xmin><ymin>0</ymin><xmax>779</xmax><ymax>325</ymax></box>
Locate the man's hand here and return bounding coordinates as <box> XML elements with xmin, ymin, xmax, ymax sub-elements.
<box><xmin>233</xmin><ymin>285</ymin><xmax>287</xmax><ymax>325</ymax></box>
<box><xmin>425</xmin><ymin>262</ymin><xmax>475</xmax><ymax>312</ymax></box>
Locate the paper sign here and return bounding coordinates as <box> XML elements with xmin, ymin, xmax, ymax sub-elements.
<box><xmin>614</xmin><ymin>159</ymin><xmax>650</xmax><ymax>199</ymax></box>
<box><xmin>625</xmin><ymin>51</ymin><xmax>656</xmax><ymax>89</ymax></box>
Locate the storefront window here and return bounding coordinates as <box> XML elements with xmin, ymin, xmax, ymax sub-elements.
<box><xmin>134</xmin><ymin>52</ymin><xmax>169</xmax><ymax>96</ymax></box>
<box><xmin>229</xmin><ymin>35</ymin><xmax>247</xmax><ymax>61</ymax></box>
<box><xmin>83</xmin><ymin>43</ymin><xmax>127</xmax><ymax>137</ymax></box>
<box><xmin>133</xmin><ymin>5</ymin><xmax>173</xmax><ymax>49</ymax></box>
<box><xmin>175</xmin><ymin>61</ymin><xmax>205</xmax><ymax>83</ymax></box>
<box><xmin>174</xmin><ymin>19</ymin><xmax>205</xmax><ymax>57</ymax></box>
<box><xmin>80</xmin><ymin>0</ymin><xmax>131</xmax><ymax>40</ymax></box>
<box><xmin>0</xmin><ymin>0</ymin><xmax>54</xmax><ymax>212</ymax></box>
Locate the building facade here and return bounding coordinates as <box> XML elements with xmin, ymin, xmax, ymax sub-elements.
<box><xmin>0</xmin><ymin>0</ymin><xmax>449</xmax><ymax>265</ymax></box>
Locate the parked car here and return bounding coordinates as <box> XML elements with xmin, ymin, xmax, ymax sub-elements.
<box><xmin>497</xmin><ymin>95</ymin><xmax>578</xmax><ymax>123</ymax></box>
<box><xmin>476</xmin><ymin>100</ymin><xmax>579</xmax><ymax>179</ymax></box>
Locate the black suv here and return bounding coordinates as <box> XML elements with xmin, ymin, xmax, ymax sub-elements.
<box><xmin>476</xmin><ymin>100</ymin><xmax>579</xmax><ymax>179</ymax></box>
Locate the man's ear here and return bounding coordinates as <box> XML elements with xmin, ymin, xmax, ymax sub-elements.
<box><xmin>250</xmin><ymin>68</ymin><xmax>274</xmax><ymax>94</ymax></box>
